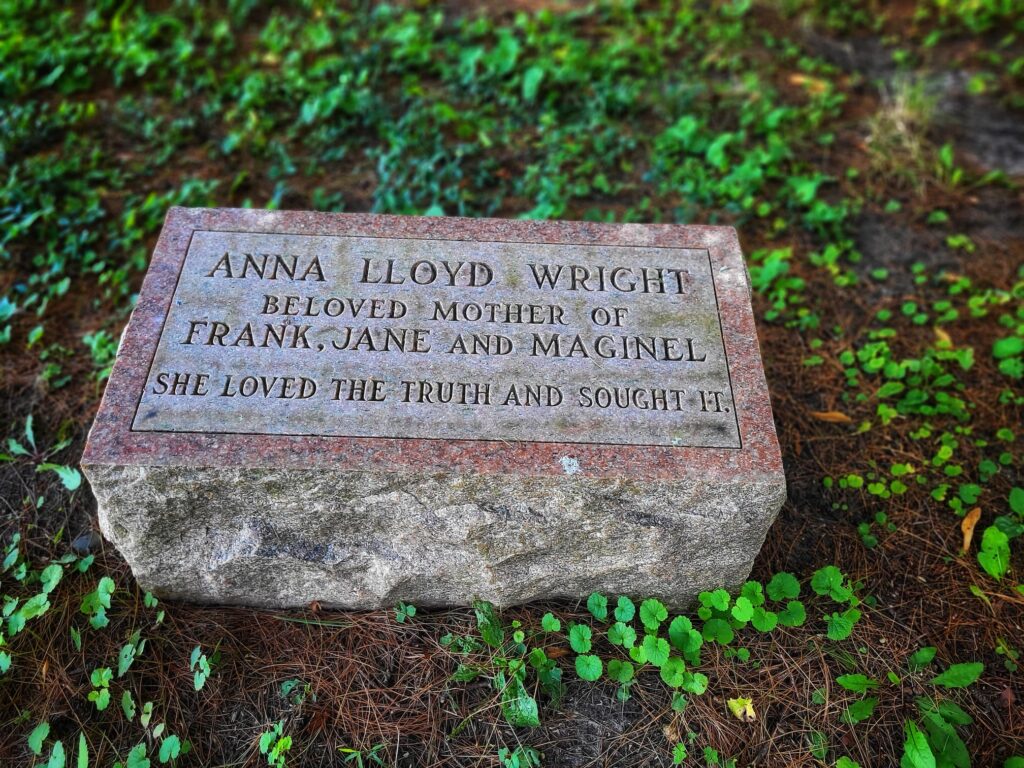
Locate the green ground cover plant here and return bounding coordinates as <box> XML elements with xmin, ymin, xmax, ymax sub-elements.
<box><xmin>1</xmin><ymin>0</ymin><xmax>1022</xmax><ymax>765</ymax></box>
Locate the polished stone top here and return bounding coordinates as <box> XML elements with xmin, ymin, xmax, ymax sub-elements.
<box><xmin>84</xmin><ymin>208</ymin><xmax>781</xmax><ymax>482</ymax></box>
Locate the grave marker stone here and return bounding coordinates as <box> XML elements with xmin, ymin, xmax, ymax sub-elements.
<box><xmin>82</xmin><ymin>207</ymin><xmax>785</xmax><ymax>608</ymax></box>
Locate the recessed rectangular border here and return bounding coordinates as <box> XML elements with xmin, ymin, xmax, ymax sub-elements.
<box><xmin>83</xmin><ymin>208</ymin><xmax>783</xmax><ymax>482</ymax></box>
<box><xmin>128</xmin><ymin>230</ymin><xmax>741</xmax><ymax>449</ymax></box>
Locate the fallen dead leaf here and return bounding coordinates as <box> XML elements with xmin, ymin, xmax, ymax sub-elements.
<box><xmin>935</xmin><ymin>327</ymin><xmax>953</xmax><ymax>347</ymax></box>
<box><xmin>811</xmin><ymin>410</ymin><xmax>853</xmax><ymax>424</ymax></box>
<box><xmin>961</xmin><ymin>507</ymin><xmax>981</xmax><ymax>554</ymax></box>
<box><xmin>1000</xmin><ymin>687</ymin><xmax>1015</xmax><ymax>711</ymax></box>
<box><xmin>788</xmin><ymin>73</ymin><xmax>828</xmax><ymax>94</ymax></box>
<box><xmin>663</xmin><ymin>721</ymin><xmax>682</xmax><ymax>744</ymax></box>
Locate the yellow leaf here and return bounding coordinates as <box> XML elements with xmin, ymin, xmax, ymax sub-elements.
<box><xmin>727</xmin><ymin>697</ymin><xmax>756</xmax><ymax>722</ymax></box>
<box><xmin>811</xmin><ymin>410</ymin><xmax>852</xmax><ymax>424</ymax></box>
<box><xmin>788</xmin><ymin>73</ymin><xmax>828</xmax><ymax>94</ymax></box>
<box><xmin>935</xmin><ymin>327</ymin><xmax>952</xmax><ymax>347</ymax></box>
<box><xmin>961</xmin><ymin>507</ymin><xmax>981</xmax><ymax>554</ymax></box>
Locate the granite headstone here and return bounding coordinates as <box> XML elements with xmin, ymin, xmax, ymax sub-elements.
<box><xmin>82</xmin><ymin>207</ymin><xmax>785</xmax><ymax>609</ymax></box>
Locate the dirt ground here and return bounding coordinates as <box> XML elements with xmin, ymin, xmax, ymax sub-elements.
<box><xmin>1</xmin><ymin>2</ymin><xmax>1023</xmax><ymax>766</ymax></box>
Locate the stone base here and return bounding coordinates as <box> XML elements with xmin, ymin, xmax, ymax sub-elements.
<box><xmin>86</xmin><ymin>463</ymin><xmax>784</xmax><ymax>609</ymax></box>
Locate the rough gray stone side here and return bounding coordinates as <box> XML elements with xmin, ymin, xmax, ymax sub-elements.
<box><xmin>87</xmin><ymin>464</ymin><xmax>786</xmax><ymax>609</ymax></box>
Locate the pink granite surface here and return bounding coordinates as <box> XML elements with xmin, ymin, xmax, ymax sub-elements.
<box><xmin>82</xmin><ymin>207</ymin><xmax>782</xmax><ymax>483</ymax></box>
